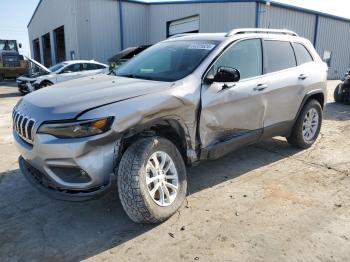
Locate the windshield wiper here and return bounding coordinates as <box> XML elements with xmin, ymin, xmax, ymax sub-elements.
<box><xmin>118</xmin><ymin>74</ymin><xmax>155</xmax><ymax>81</ymax></box>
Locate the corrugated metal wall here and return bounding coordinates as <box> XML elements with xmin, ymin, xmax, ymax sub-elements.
<box><xmin>147</xmin><ymin>2</ymin><xmax>256</xmax><ymax>44</ymax></box>
<box><xmin>28</xmin><ymin>0</ymin><xmax>350</xmax><ymax>78</ymax></box>
<box><xmin>258</xmin><ymin>4</ymin><xmax>316</xmax><ymax>43</ymax></box>
<box><xmin>316</xmin><ymin>17</ymin><xmax>350</xmax><ymax>79</ymax></box>
<box><xmin>87</xmin><ymin>0</ymin><xmax>120</xmax><ymax>63</ymax></box>
<box><xmin>28</xmin><ymin>0</ymin><xmax>78</xmax><ymax>65</ymax></box>
<box><xmin>122</xmin><ymin>2</ymin><xmax>150</xmax><ymax>47</ymax></box>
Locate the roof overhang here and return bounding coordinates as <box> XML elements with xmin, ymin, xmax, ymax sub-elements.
<box><xmin>27</xmin><ymin>0</ymin><xmax>350</xmax><ymax>28</ymax></box>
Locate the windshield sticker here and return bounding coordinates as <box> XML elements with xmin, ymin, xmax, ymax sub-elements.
<box><xmin>140</xmin><ymin>68</ymin><xmax>154</xmax><ymax>73</ymax></box>
<box><xmin>188</xmin><ymin>43</ymin><xmax>215</xmax><ymax>50</ymax></box>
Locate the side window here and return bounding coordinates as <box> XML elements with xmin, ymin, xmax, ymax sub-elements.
<box><xmin>95</xmin><ymin>64</ymin><xmax>106</xmax><ymax>69</ymax></box>
<box><xmin>82</xmin><ymin>63</ymin><xmax>99</xmax><ymax>70</ymax></box>
<box><xmin>63</xmin><ymin>63</ymin><xmax>81</xmax><ymax>73</ymax></box>
<box><xmin>292</xmin><ymin>43</ymin><xmax>313</xmax><ymax>65</ymax></box>
<box><xmin>213</xmin><ymin>39</ymin><xmax>262</xmax><ymax>80</ymax></box>
<box><xmin>264</xmin><ymin>40</ymin><xmax>296</xmax><ymax>73</ymax></box>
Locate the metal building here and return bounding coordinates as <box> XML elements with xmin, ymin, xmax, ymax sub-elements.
<box><xmin>28</xmin><ymin>0</ymin><xmax>350</xmax><ymax>79</ymax></box>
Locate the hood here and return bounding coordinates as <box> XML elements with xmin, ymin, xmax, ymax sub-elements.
<box><xmin>108</xmin><ymin>45</ymin><xmax>150</xmax><ymax>63</ymax></box>
<box><xmin>16</xmin><ymin>74</ymin><xmax>173</xmax><ymax>121</ymax></box>
<box><xmin>26</xmin><ymin>56</ymin><xmax>51</xmax><ymax>73</ymax></box>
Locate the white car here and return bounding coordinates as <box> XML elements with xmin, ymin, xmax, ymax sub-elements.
<box><xmin>16</xmin><ymin>58</ymin><xmax>108</xmax><ymax>94</ymax></box>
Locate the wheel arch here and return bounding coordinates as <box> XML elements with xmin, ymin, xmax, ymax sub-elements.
<box><xmin>39</xmin><ymin>79</ymin><xmax>54</xmax><ymax>87</ymax></box>
<box><xmin>115</xmin><ymin>118</ymin><xmax>196</xmax><ymax>168</ymax></box>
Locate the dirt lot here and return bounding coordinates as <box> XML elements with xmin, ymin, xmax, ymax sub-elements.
<box><xmin>0</xmin><ymin>80</ymin><xmax>349</xmax><ymax>262</ymax></box>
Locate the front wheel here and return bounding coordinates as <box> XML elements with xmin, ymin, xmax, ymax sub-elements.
<box><xmin>38</xmin><ymin>81</ymin><xmax>53</xmax><ymax>90</ymax></box>
<box><xmin>334</xmin><ymin>84</ymin><xmax>343</xmax><ymax>103</ymax></box>
<box><xmin>287</xmin><ymin>99</ymin><xmax>322</xmax><ymax>149</ymax></box>
<box><xmin>117</xmin><ymin>137</ymin><xmax>187</xmax><ymax>223</ymax></box>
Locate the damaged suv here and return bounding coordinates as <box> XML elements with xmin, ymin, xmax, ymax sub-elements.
<box><xmin>13</xmin><ymin>29</ymin><xmax>327</xmax><ymax>223</ymax></box>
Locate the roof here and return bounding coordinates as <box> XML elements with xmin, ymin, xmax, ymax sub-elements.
<box><xmin>62</xmin><ymin>60</ymin><xmax>107</xmax><ymax>65</ymax></box>
<box><xmin>27</xmin><ymin>0</ymin><xmax>350</xmax><ymax>28</ymax></box>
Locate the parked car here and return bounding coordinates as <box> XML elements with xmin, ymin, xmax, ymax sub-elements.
<box><xmin>334</xmin><ymin>70</ymin><xmax>350</xmax><ymax>104</ymax></box>
<box><xmin>13</xmin><ymin>28</ymin><xmax>327</xmax><ymax>223</ymax></box>
<box><xmin>108</xmin><ymin>45</ymin><xmax>150</xmax><ymax>69</ymax></box>
<box><xmin>16</xmin><ymin>58</ymin><xmax>108</xmax><ymax>95</ymax></box>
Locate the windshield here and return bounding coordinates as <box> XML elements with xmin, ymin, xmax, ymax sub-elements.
<box><xmin>49</xmin><ymin>62</ymin><xmax>67</xmax><ymax>72</ymax></box>
<box><xmin>0</xmin><ymin>40</ymin><xmax>18</xmax><ymax>51</ymax></box>
<box><xmin>116</xmin><ymin>40</ymin><xmax>219</xmax><ymax>82</ymax></box>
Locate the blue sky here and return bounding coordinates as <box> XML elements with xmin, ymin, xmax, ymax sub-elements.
<box><xmin>0</xmin><ymin>0</ymin><xmax>349</xmax><ymax>58</ymax></box>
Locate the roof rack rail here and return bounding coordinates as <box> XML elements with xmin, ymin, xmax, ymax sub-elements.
<box><xmin>226</xmin><ymin>28</ymin><xmax>298</xmax><ymax>37</ymax></box>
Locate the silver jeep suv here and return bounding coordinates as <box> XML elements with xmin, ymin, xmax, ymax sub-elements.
<box><xmin>13</xmin><ymin>28</ymin><xmax>327</xmax><ymax>223</ymax></box>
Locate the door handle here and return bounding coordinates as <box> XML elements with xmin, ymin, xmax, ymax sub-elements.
<box><xmin>253</xmin><ymin>84</ymin><xmax>268</xmax><ymax>91</ymax></box>
<box><xmin>298</xmin><ymin>74</ymin><xmax>308</xmax><ymax>80</ymax></box>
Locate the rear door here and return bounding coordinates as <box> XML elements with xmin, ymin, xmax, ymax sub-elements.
<box><xmin>291</xmin><ymin>42</ymin><xmax>321</xmax><ymax>95</ymax></box>
<box><xmin>260</xmin><ymin>40</ymin><xmax>303</xmax><ymax>132</ymax></box>
<box><xmin>81</xmin><ymin>63</ymin><xmax>108</xmax><ymax>77</ymax></box>
<box><xmin>200</xmin><ymin>38</ymin><xmax>267</xmax><ymax>157</ymax></box>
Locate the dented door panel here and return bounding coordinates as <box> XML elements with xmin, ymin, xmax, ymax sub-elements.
<box><xmin>199</xmin><ymin>77</ymin><xmax>267</xmax><ymax>148</ymax></box>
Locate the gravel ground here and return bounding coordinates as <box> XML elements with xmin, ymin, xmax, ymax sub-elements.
<box><xmin>0</xmin><ymin>80</ymin><xmax>349</xmax><ymax>262</ymax></box>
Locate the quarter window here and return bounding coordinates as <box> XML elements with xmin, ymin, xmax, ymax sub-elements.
<box><xmin>292</xmin><ymin>43</ymin><xmax>313</xmax><ymax>65</ymax></box>
<box><xmin>213</xmin><ymin>39</ymin><xmax>262</xmax><ymax>80</ymax></box>
<box><xmin>264</xmin><ymin>40</ymin><xmax>296</xmax><ymax>73</ymax></box>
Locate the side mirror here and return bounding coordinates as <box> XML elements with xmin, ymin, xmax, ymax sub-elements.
<box><xmin>214</xmin><ymin>67</ymin><xmax>240</xmax><ymax>83</ymax></box>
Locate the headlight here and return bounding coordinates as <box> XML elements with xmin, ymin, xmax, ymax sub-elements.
<box><xmin>37</xmin><ymin>117</ymin><xmax>114</xmax><ymax>138</ymax></box>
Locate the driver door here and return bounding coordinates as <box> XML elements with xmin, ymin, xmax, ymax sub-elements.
<box><xmin>56</xmin><ymin>63</ymin><xmax>82</xmax><ymax>82</ymax></box>
<box><xmin>200</xmin><ymin>38</ymin><xmax>267</xmax><ymax>159</ymax></box>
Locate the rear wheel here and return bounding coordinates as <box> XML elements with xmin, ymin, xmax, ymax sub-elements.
<box><xmin>287</xmin><ymin>99</ymin><xmax>322</xmax><ymax>149</ymax></box>
<box><xmin>117</xmin><ymin>137</ymin><xmax>187</xmax><ymax>223</ymax></box>
<box><xmin>334</xmin><ymin>84</ymin><xmax>343</xmax><ymax>103</ymax></box>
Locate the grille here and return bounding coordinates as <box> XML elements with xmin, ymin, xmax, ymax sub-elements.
<box><xmin>12</xmin><ymin>110</ymin><xmax>36</xmax><ymax>143</ymax></box>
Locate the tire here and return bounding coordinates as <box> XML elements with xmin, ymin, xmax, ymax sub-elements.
<box><xmin>287</xmin><ymin>99</ymin><xmax>322</xmax><ymax>149</ymax></box>
<box><xmin>39</xmin><ymin>81</ymin><xmax>53</xmax><ymax>89</ymax></box>
<box><xmin>334</xmin><ymin>84</ymin><xmax>343</xmax><ymax>103</ymax></box>
<box><xmin>117</xmin><ymin>137</ymin><xmax>187</xmax><ymax>224</ymax></box>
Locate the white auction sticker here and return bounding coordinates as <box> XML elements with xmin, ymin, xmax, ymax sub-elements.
<box><xmin>188</xmin><ymin>43</ymin><xmax>215</xmax><ymax>50</ymax></box>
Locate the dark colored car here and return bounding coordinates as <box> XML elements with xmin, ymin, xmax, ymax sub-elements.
<box><xmin>334</xmin><ymin>70</ymin><xmax>350</xmax><ymax>104</ymax></box>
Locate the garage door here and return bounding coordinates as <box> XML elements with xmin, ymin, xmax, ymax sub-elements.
<box><xmin>168</xmin><ymin>15</ymin><xmax>200</xmax><ymax>36</ymax></box>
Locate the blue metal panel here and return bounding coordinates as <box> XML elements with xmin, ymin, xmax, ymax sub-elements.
<box><xmin>255</xmin><ymin>2</ymin><xmax>260</xmax><ymax>28</ymax></box>
<box><xmin>313</xmin><ymin>15</ymin><xmax>319</xmax><ymax>47</ymax></box>
<box><xmin>118</xmin><ymin>0</ymin><xmax>124</xmax><ymax>50</ymax></box>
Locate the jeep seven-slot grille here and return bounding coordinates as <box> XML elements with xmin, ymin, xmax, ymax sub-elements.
<box><xmin>12</xmin><ymin>110</ymin><xmax>36</xmax><ymax>143</ymax></box>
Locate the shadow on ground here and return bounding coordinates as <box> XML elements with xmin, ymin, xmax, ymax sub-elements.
<box><xmin>324</xmin><ymin>102</ymin><xmax>350</xmax><ymax>121</ymax></box>
<box><xmin>0</xmin><ymin>92</ymin><xmax>21</xmax><ymax>99</ymax></box>
<box><xmin>0</xmin><ymin>137</ymin><xmax>302</xmax><ymax>261</ymax></box>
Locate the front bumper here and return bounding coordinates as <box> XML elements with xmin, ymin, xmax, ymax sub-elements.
<box><xmin>17</xmin><ymin>80</ymin><xmax>35</xmax><ymax>94</ymax></box>
<box><xmin>14</xmin><ymin>129</ymin><xmax>118</xmax><ymax>201</ymax></box>
<box><xmin>19</xmin><ymin>157</ymin><xmax>111</xmax><ymax>201</ymax></box>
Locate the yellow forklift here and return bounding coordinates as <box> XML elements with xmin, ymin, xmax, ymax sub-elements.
<box><xmin>0</xmin><ymin>39</ymin><xmax>27</xmax><ymax>81</ymax></box>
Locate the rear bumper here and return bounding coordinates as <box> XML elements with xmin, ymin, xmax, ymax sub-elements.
<box><xmin>19</xmin><ymin>156</ymin><xmax>111</xmax><ymax>201</ymax></box>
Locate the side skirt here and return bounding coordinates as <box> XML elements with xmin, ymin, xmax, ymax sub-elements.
<box><xmin>200</xmin><ymin>129</ymin><xmax>262</xmax><ymax>160</ymax></box>
<box><xmin>199</xmin><ymin>121</ymin><xmax>294</xmax><ymax>161</ymax></box>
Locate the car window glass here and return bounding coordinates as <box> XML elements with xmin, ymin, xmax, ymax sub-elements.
<box><xmin>82</xmin><ymin>63</ymin><xmax>99</xmax><ymax>70</ymax></box>
<box><xmin>64</xmin><ymin>63</ymin><xmax>81</xmax><ymax>73</ymax></box>
<box><xmin>116</xmin><ymin>40</ymin><xmax>218</xmax><ymax>82</ymax></box>
<box><xmin>213</xmin><ymin>39</ymin><xmax>262</xmax><ymax>80</ymax></box>
<box><xmin>264</xmin><ymin>40</ymin><xmax>296</xmax><ymax>73</ymax></box>
<box><xmin>292</xmin><ymin>43</ymin><xmax>313</xmax><ymax>65</ymax></box>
